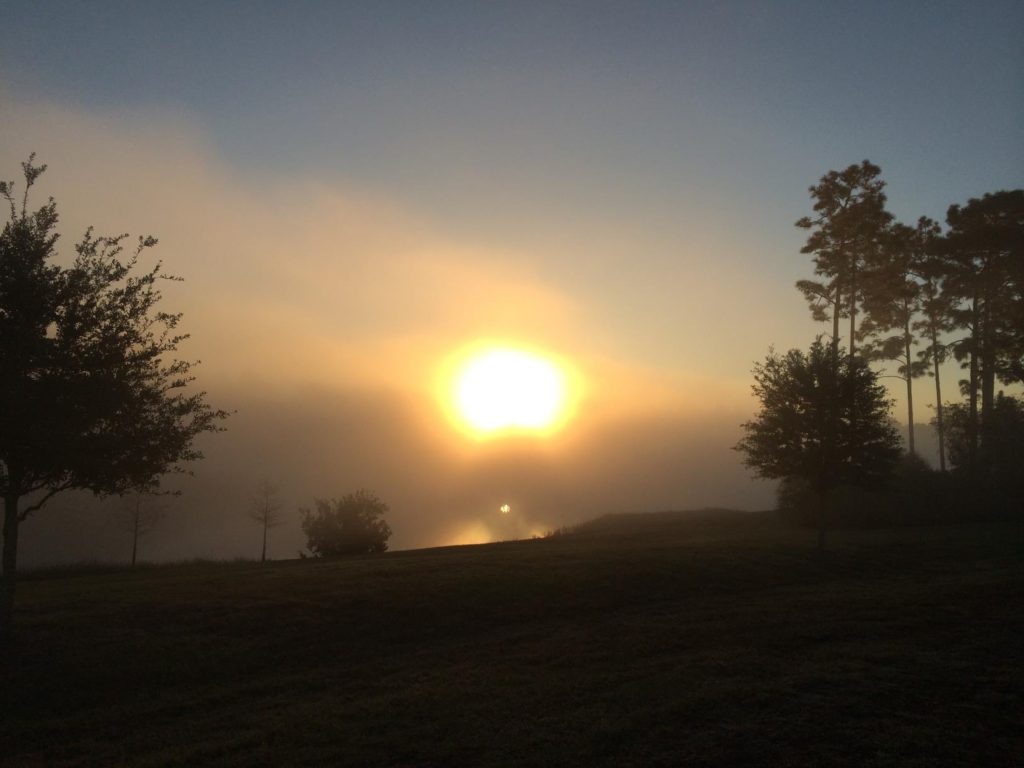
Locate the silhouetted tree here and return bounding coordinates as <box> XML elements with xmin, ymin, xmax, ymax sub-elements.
<box><xmin>735</xmin><ymin>339</ymin><xmax>901</xmax><ymax>550</ymax></box>
<box><xmin>115</xmin><ymin>491</ymin><xmax>165</xmax><ymax>568</ymax></box>
<box><xmin>0</xmin><ymin>156</ymin><xmax>227</xmax><ymax>642</ymax></box>
<box><xmin>938</xmin><ymin>190</ymin><xmax>1024</xmax><ymax>472</ymax></box>
<box><xmin>859</xmin><ymin>221</ymin><xmax>929</xmax><ymax>454</ymax></box>
<box><xmin>912</xmin><ymin>218</ymin><xmax>956</xmax><ymax>470</ymax></box>
<box><xmin>300</xmin><ymin>490</ymin><xmax>392</xmax><ymax>557</ymax></box>
<box><xmin>249</xmin><ymin>478</ymin><xmax>283</xmax><ymax>563</ymax></box>
<box><xmin>940</xmin><ymin>393</ymin><xmax>1024</xmax><ymax>502</ymax></box>
<box><xmin>1004</xmin><ymin>249</ymin><xmax>1024</xmax><ymax>386</ymax></box>
<box><xmin>796</xmin><ymin>161</ymin><xmax>893</xmax><ymax>360</ymax></box>
<box><xmin>776</xmin><ymin>451</ymin><xmax>950</xmax><ymax>529</ymax></box>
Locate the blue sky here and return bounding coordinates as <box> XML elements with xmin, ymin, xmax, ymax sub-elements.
<box><xmin>6</xmin><ymin>1</ymin><xmax>1020</xmax><ymax>223</ymax></box>
<box><xmin>1</xmin><ymin>1</ymin><xmax>1022</xmax><ymax>557</ymax></box>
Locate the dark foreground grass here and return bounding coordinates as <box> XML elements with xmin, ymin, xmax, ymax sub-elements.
<box><xmin>3</xmin><ymin>514</ymin><xmax>1022</xmax><ymax>767</ymax></box>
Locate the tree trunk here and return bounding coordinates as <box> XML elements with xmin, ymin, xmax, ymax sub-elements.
<box><xmin>832</xmin><ymin>282</ymin><xmax>842</xmax><ymax>358</ymax></box>
<box><xmin>260</xmin><ymin>517</ymin><xmax>268</xmax><ymax>563</ymax></box>
<box><xmin>847</xmin><ymin>260</ymin><xmax>858</xmax><ymax>431</ymax></box>
<box><xmin>849</xmin><ymin>261</ymin><xmax>857</xmax><ymax>360</ymax></box>
<box><xmin>933</xmin><ymin>327</ymin><xmax>946</xmax><ymax>472</ymax></box>
<box><xmin>904</xmin><ymin>315</ymin><xmax>915</xmax><ymax>455</ymax></box>
<box><xmin>2</xmin><ymin>494</ymin><xmax>20</xmax><ymax>645</ymax></box>
<box><xmin>816</xmin><ymin>486</ymin><xmax>827</xmax><ymax>553</ymax></box>
<box><xmin>980</xmin><ymin>292</ymin><xmax>996</xmax><ymax>453</ymax></box>
<box><xmin>968</xmin><ymin>293</ymin><xmax>979</xmax><ymax>472</ymax></box>
<box><xmin>131</xmin><ymin>509</ymin><xmax>139</xmax><ymax>569</ymax></box>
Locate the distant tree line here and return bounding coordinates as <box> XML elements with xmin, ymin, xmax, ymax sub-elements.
<box><xmin>738</xmin><ymin>161</ymin><xmax>1022</xmax><ymax>542</ymax></box>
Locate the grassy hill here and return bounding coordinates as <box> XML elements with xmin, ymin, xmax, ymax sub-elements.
<box><xmin>3</xmin><ymin>513</ymin><xmax>1022</xmax><ymax>766</ymax></box>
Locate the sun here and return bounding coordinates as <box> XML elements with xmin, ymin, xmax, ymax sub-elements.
<box><xmin>444</xmin><ymin>344</ymin><xmax>575</xmax><ymax>438</ymax></box>
<box><xmin>457</xmin><ymin>349</ymin><xmax>561</xmax><ymax>430</ymax></box>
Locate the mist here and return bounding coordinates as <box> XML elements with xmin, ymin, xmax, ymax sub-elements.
<box><xmin>2</xmin><ymin>96</ymin><xmax>781</xmax><ymax>566</ymax></box>
<box><xmin>19</xmin><ymin>381</ymin><xmax>773</xmax><ymax>565</ymax></box>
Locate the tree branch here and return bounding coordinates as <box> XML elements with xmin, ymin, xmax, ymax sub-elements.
<box><xmin>18</xmin><ymin>483</ymin><xmax>73</xmax><ymax>521</ymax></box>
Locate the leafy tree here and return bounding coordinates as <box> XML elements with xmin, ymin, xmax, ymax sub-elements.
<box><xmin>0</xmin><ymin>156</ymin><xmax>226</xmax><ymax>641</ymax></box>
<box><xmin>249</xmin><ymin>478</ymin><xmax>283</xmax><ymax>563</ymax></box>
<box><xmin>299</xmin><ymin>490</ymin><xmax>392</xmax><ymax>557</ymax></box>
<box><xmin>796</xmin><ymin>161</ymin><xmax>893</xmax><ymax>360</ymax></box>
<box><xmin>735</xmin><ymin>338</ymin><xmax>901</xmax><ymax>550</ymax></box>
<box><xmin>115</xmin><ymin>491</ymin><xmax>166</xmax><ymax>568</ymax></box>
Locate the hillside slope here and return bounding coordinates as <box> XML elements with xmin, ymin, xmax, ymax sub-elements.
<box><xmin>4</xmin><ymin>516</ymin><xmax>1022</xmax><ymax>767</ymax></box>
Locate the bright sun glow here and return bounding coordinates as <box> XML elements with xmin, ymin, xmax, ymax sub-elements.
<box><xmin>447</xmin><ymin>345</ymin><xmax>573</xmax><ymax>437</ymax></box>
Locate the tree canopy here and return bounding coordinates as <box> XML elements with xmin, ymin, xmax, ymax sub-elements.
<box><xmin>1</xmin><ymin>155</ymin><xmax>226</xmax><ymax>640</ymax></box>
<box><xmin>794</xmin><ymin>158</ymin><xmax>1022</xmax><ymax>478</ymax></box>
<box><xmin>300</xmin><ymin>490</ymin><xmax>392</xmax><ymax>557</ymax></box>
<box><xmin>941</xmin><ymin>393</ymin><xmax>1024</xmax><ymax>499</ymax></box>
<box><xmin>735</xmin><ymin>338</ymin><xmax>901</xmax><ymax>548</ymax></box>
<box><xmin>795</xmin><ymin>160</ymin><xmax>893</xmax><ymax>359</ymax></box>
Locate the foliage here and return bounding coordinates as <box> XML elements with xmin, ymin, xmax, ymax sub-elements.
<box><xmin>736</xmin><ymin>338</ymin><xmax>901</xmax><ymax>491</ymax></box>
<box><xmin>736</xmin><ymin>338</ymin><xmax>901</xmax><ymax>548</ymax></box>
<box><xmin>937</xmin><ymin>190</ymin><xmax>1024</xmax><ymax>470</ymax></box>
<box><xmin>0</xmin><ymin>156</ymin><xmax>226</xmax><ymax>506</ymax></box>
<box><xmin>795</xmin><ymin>160</ymin><xmax>893</xmax><ymax>356</ymax></box>
<box><xmin>0</xmin><ymin>155</ymin><xmax>227</xmax><ymax>639</ymax></box>
<box><xmin>943</xmin><ymin>190</ymin><xmax>1024</xmax><ymax>385</ymax></box>
<box><xmin>775</xmin><ymin>453</ymin><xmax>978</xmax><ymax>529</ymax></box>
<box><xmin>858</xmin><ymin>219</ymin><xmax>933</xmax><ymax>453</ymax></box>
<box><xmin>911</xmin><ymin>218</ymin><xmax>957</xmax><ymax>469</ymax></box>
<box><xmin>793</xmin><ymin>161</ymin><xmax>1023</xmax><ymax>480</ymax></box>
<box><xmin>940</xmin><ymin>393</ymin><xmax>1024</xmax><ymax>505</ymax></box>
<box><xmin>299</xmin><ymin>490</ymin><xmax>392</xmax><ymax>557</ymax></box>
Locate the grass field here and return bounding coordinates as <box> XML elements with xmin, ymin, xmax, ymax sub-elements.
<box><xmin>3</xmin><ymin>512</ymin><xmax>1022</xmax><ymax>767</ymax></box>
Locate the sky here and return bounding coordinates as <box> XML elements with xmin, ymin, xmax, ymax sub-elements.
<box><xmin>2</xmin><ymin>1</ymin><xmax>1022</xmax><ymax>564</ymax></box>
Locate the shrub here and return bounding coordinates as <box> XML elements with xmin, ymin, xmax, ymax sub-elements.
<box><xmin>299</xmin><ymin>490</ymin><xmax>392</xmax><ymax>557</ymax></box>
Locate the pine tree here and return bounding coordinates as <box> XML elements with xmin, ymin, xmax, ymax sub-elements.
<box><xmin>796</xmin><ymin>161</ymin><xmax>893</xmax><ymax>361</ymax></box>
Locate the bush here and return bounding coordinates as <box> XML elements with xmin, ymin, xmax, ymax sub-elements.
<box><xmin>775</xmin><ymin>452</ymin><xmax>1000</xmax><ymax>528</ymax></box>
<box><xmin>299</xmin><ymin>490</ymin><xmax>392</xmax><ymax>557</ymax></box>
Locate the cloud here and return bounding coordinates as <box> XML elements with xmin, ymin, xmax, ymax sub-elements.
<box><xmin>1</xmin><ymin>98</ymin><xmax>581</xmax><ymax>382</ymax></box>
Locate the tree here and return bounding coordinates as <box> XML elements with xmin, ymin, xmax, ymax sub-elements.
<box><xmin>912</xmin><ymin>218</ymin><xmax>956</xmax><ymax>471</ymax></box>
<box><xmin>775</xmin><ymin>451</ymin><xmax>954</xmax><ymax>529</ymax></box>
<box><xmin>796</xmin><ymin>160</ymin><xmax>893</xmax><ymax>361</ymax></box>
<box><xmin>249</xmin><ymin>478</ymin><xmax>283</xmax><ymax>563</ymax></box>
<box><xmin>735</xmin><ymin>338</ymin><xmax>901</xmax><ymax>550</ymax></box>
<box><xmin>299</xmin><ymin>490</ymin><xmax>392</xmax><ymax>557</ymax></box>
<box><xmin>859</xmin><ymin>220</ymin><xmax>929</xmax><ymax>455</ymax></box>
<box><xmin>939</xmin><ymin>392</ymin><xmax>1024</xmax><ymax>523</ymax></box>
<box><xmin>0</xmin><ymin>156</ymin><xmax>227</xmax><ymax>641</ymax></box>
<box><xmin>115</xmin><ymin>491</ymin><xmax>166</xmax><ymax>568</ymax></box>
<box><xmin>938</xmin><ymin>190</ymin><xmax>1024</xmax><ymax>472</ymax></box>
<box><xmin>941</xmin><ymin>392</ymin><xmax>1024</xmax><ymax>496</ymax></box>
